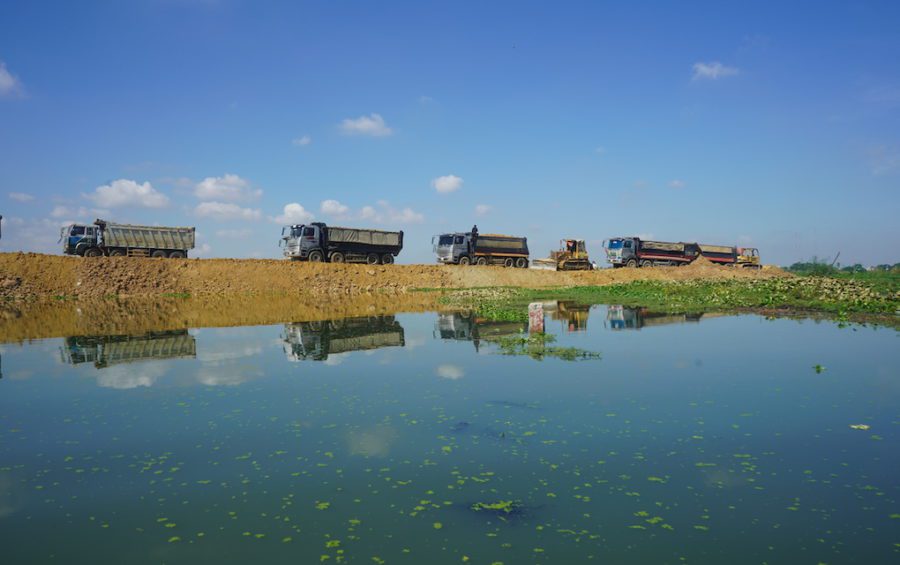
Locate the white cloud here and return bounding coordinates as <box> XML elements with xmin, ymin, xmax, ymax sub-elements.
<box><xmin>475</xmin><ymin>204</ymin><xmax>491</xmax><ymax>216</ymax></box>
<box><xmin>320</xmin><ymin>199</ymin><xmax>349</xmax><ymax>217</ymax></box>
<box><xmin>436</xmin><ymin>364</ymin><xmax>464</xmax><ymax>380</ymax></box>
<box><xmin>215</xmin><ymin>228</ymin><xmax>253</xmax><ymax>238</ymax></box>
<box><xmin>85</xmin><ymin>179</ymin><xmax>169</xmax><ymax>208</ymax></box>
<box><xmin>194</xmin><ymin>174</ymin><xmax>261</xmax><ymax>202</ymax></box>
<box><xmin>293</xmin><ymin>135</ymin><xmax>312</xmax><ymax>146</ymax></box>
<box><xmin>692</xmin><ymin>61</ymin><xmax>739</xmax><ymax>80</ymax></box>
<box><xmin>358</xmin><ymin>202</ymin><xmax>424</xmax><ymax>225</ymax></box>
<box><xmin>272</xmin><ymin>202</ymin><xmax>314</xmax><ymax>224</ymax></box>
<box><xmin>432</xmin><ymin>174</ymin><xmax>464</xmax><ymax>194</ymax></box>
<box><xmin>8</xmin><ymin>192</ymin><xmax>33</xmax><ymax>202</ymax></box>
<box><xmin>339</xmin><ymin>113</ymin><xmax>392</xmax><ymax>137</ymax></box>
<box><xmin>194</xmin><ymin>243</ymin><xmax>212</xmax><ymax>256</ymax></box>
<box><xmin>0</xmin><ymin>61</ymin><xmax>24</xmax><ymax>97</ymax></box>
<box><xmin>669</xmin><ymin>179</ymin><xmax>686</xmax><ymax>189</ymax></box>
<box><xmin>195</xmin><ymin>201</ymin><xmax>262</xmax><ymax>221</ymax></box>
<box><xmin>595</xmin><ymin>146</ymin><xmax>606</xmax><ymax>155</ymax></box>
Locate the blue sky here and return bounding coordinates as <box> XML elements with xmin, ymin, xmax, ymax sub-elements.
<box><xmin>1</xmin><ymin>0</ymin><xmax>898</xmax><ymax>265</ymax></box>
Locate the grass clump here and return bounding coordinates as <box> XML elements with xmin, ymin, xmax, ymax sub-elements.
<box><xmin>489</xmin><ymin>332</ymin><xmax>600</xmax><ymax>361</ymax></box>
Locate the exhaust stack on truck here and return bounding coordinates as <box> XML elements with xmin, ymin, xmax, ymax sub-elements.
<box><xmin>280</xmin><ymin>222</ymin><xmax>403</xmax><ymax>264</ymax></box>
<box><xmin>61</xmin><ymin>219</ymin><xmax>195</xmax><ymax>258</ymax></box>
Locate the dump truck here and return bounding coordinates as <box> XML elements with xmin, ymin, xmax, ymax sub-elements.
<box><xmin>698</xmin><ymin>244</ymin><xmax>761</xmax><ymax>268</ymax></box>
<box><xmin>61</xmin><ymin>330</ymin><xmax>197</xmax><ymax>368</ymax></box>
<box><xmin>533</xmin><ymin>239</ymin><xmax>592</xmax><ymax>271</ymax></box>
<box><xmin>604</xmin><ymin>237</ymin><xmax>699</xmax><ymax>267</ymax></box>
<box><xmin>433</xmin><ymin>225</ymin><xmax>529</xmax><ymax>267</ymax></box>
<box><xmin>61</xmin><ymin>219</ymin><xmax>195</xmax><ymax>258</ymax></box>
<box><xmin>281</xmin><ymin>222</ymin><xmax>403</xmax><ymax>264</ymax></box>
<box><xmin>282</xmin><ymin>316</ymin><xmax>405</xmax><ymax>361</ymax></box>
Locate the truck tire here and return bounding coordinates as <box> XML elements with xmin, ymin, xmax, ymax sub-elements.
<box><xmin>366</xmin><ymin>253</ymin><xmax>379</xmax><ymax>265</ymax></box>
<box><xmin>152</xmin><ymin>250</ymin><xmax>167</xmax><ymax>258</ymax></box>
<box><xmin>308</xmin><ymin>250</ymin><xmax>323</xmax><ymax>262</ymax></box>
<box><xmin>640</xmin><ymin>260</ymin><xmax>652</xmax><ymax>268</ymax></box>
<box><xmin>168</xmin><ymin>250</ymin><xmax>185</xmax><ymax>259</ymax></box>
<box><xmin>381</xmin><ymin>254</ymin><xmax>394</xmax><ymax>265</ymax></box>
<box><xmin>625</xmin><ymin>258</ymin><xmax>637</xmax><ymax>268</ymax></box>
<box><xmin>458</xmin><ymin>256</ymin><xmax>470</xmax><ymax>266</ymax></box>
<box><xmin>83</xmin><ymin>247</ymin><xmax>102</xmax><ymax>258</ymax></box>
<box><xmin>476</xmin><ymin>256</ymin><xmax>488</xmax><ymax>266</ymax></box>
<box><xmin>109</xmin><ymin>249</ymin><xmax>125</xmax><ymax>257</ymax></box>
<box><xmin>330</xmin><ymin>252</ymin><xmax>345</xmax><ymax>263</ymax></box>
<box><xmin>504</xmin><ymin>258</ymin><xmax>514</xmax><ymax>268</ymax></box>
<box><xmin>516</xmin><ymin>257</ymin><xmax>528</xmax><ymax>268</ymax></box>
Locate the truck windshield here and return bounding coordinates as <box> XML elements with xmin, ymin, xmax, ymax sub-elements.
<box><xmin>71</xmin><ymin>226</ymin><xmax>85</xmax><ymax>236</ymax></box>
<box><xmin>438</xmin><ymin>235</ymin><xmax>453</xmax><ymax>246</ymax></box>
<box><xmin>607</xmin><ymin>239</ymin><xmax>624</xmax><ymax>249</ymax></box>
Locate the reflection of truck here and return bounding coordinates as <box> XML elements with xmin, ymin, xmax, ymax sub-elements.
<box><xmin>433</xmin><ymin>226</ymin><xmax>529</xmax><ymax>267</ymax></box>
<box><xmin>533</xmin><ymin>239</ymin><xmax>592</xmax><ymax>271</ymax></box>
<box><xmin>434</xmin><ymin>312</ymin><xmax>527</xmax><ymax>351</ymax></box>
<box><xmin>605</xmin><ymin>237</ymin><xmax>699</xmax><ymax>268</ymax></box>
<box><xmin>605</xmin><ymin>305</ymin><xmax>726</xmax><ymax>330</ymax></box>
<box><xmin>281</xmin><ymin>222</ymin><xmax>403</xmax><ymax>264</ymax></box>
<box><xmin>282</xmin><ymin>316</ymin><xmax>405</xmax><ymax>361</ymax></box>
<box><xmin>61</xmin><ymin>330</ymin><xmax>197</xmax><ymax>368</ymax></box>
<box><xmin>61</xmin><ymin>219</ymin><xmax>195</xmax><ymax>258</ymax></box>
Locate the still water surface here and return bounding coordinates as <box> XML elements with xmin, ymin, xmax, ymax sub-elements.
<box><xmin>1</xmin><ymin>305</ymin><xmax>897</xmax><ymax>564</ymax></box>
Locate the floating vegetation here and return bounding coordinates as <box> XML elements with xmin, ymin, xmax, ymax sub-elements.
<box><xmin>849</xmin><ymin>424</ymin><xmax>871</xmax><ymax>431</ymax></box>
<box><xmin>469</xmin><ymin>500</ymin><xmax>529</xmax><ymax>519</ymax></box>
<box><xmin>487</xmin><ymin>333</ymin><xmax>601</xmax><ymax>361</ymax></box>
<box><xmin>813</xmin><ymin>364</ymin><xmax>826</xmax><ymax>373</ymax></box>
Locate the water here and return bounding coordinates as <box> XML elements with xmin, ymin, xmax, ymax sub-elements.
<box><xmin>1</xmin><ymin>304</ymin><xmax>897</xmax><ymax>564</ymax></box>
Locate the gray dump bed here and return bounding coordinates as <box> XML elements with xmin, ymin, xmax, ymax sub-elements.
<box><xmin>98</xmin><ymin>220</ymin><xmax>195</xmax><ymax>250</ymax></box>
<box><xmin>326</xmin><ymin>226</ymin><xmax>402</xmax><ymax>247</ymax></box>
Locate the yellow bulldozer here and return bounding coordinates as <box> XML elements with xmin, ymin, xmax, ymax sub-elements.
<box><xmin>532</xmin><ymin>239</ymin><xmax>593</xmax><ymax>271</ymax></box>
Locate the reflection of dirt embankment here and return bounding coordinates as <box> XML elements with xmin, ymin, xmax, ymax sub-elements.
<box><xmin>0</xmin><ymin>293</ymin><xmax>445</xmax><ymax>342</ymax></box>
<box><xmin>0</xmin><ymin>252</ymin><xmax>787</xmax><ymax>301</ymax></box>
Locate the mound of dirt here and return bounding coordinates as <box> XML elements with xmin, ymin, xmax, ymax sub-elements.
<box><xmin>0</xmin><ymin>252</ymin><xmax>789</xmax><ymax>301</ymax></box>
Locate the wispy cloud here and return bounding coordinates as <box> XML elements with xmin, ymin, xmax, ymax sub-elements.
<box><xmin>432</xmin><ymin>174</ymin><xmax>464</xmax><ymax>194</ymax></box>
<box><xmin>867</xmin><ymin>145</ymin><xmax>900</xmax><ymax>175</ymax></box>
<box><xmin>292</xmin><ymin>135</ymin><xmax>312</xmax><ymax>146</ymax></box>
<box><xmin>0</xmin><ymin>60</ymin><xmax>24</xmax><ymax>98</ymax></box>
<box><xmin>360</xmin><ymin>201</ymin><xmax>424</xmax><ymax>225</ymax></box>
<box><xmin>474</xmin><ymin>204</ymin><xmax>491</xmax><ymax>216</ymax></box>
<box><xmin>692</xmin><ymin>61</ymin><xmax>739</xmax><ymax>81</ymax></box>
<box><xmin>340</xmin><ymin>113</ymin><xmax>392</xmax><ymax>137</ymax></box>
<box><xmin>195</xmin><ymin>201</ymin><xmax>262</xmax><ymax>221</ymax></box>
<box><xmin>84</xmin><ymin>179</ymin><xmax>169</xmax><ymax>208</ymax></box>
<box><xmin>8</xmin><ymin>192</ymin><xmax>33</xmax><ymax>202</ymax></box>
<box><xmin>669</xmin><ymin>179</ymin><xmax>686</xmax><ymax>189</ymax></box>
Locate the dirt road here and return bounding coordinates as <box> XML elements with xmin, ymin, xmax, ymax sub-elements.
<box><xmin>0</xmin><ymin>252</ymin><xmax>788</xmax><ymax>300</ymax></box>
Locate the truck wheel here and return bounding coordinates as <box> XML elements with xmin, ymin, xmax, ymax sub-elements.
<box><xmin>83</xmin><ymin>247</ymin><xmax>102</xmax><ymax>258</ymax></box>
<box><xmin>381</xmin><ymin>254</ymin><xmax>394</xmax><ymax>265</ymax></box>
<box><xmin>152</xmin><ymin>250</ymin><xmax>167</xmax><ymax>258</ymax></box>
<box><xmin>367</xmin><ymin>253</ymin><xmax>379</xmax><ymax>265</ymax></box>
<box><xmin>330</xmin><ymin>252</ymin><xmax>345</xmax><ymax>263</ymax></box>
<box><xmin>458</xmin><ymin>256</ymin><xmax>471</xmax><ymax>266</ymax></box>
<box><xmin>308</xmin><ymin>250</ymin><xmax>323</xmax><ymax>262</ymax></box>
<box><xmin>625</xmin><ymin>258</ymin><xmax>637</xmax><ymax>268</ymax></box>
<box><xmin>516</xmin><ymin>257</ymin><xmax>528</xmax><ymax>268</ymax></box>
<box><xmin>504</xmin><ymin>258</ymin><xmax>514</xmax><ymax>268</ymax></box>
<box><xmin>109</xmin><ymin>249</ymin><xmax>125</xmax><ymax>257</ymax></box>
<box><xmin>640</xmin><ymin>260</ymin><xmax>652</xmax><ymax>268</ymax></box>
<box><xmin>168</xmin><ymin>250</ymin><xmax>185</xmax><ymax>259</ymax></box>
<box><xmin>476</xmin><ymin>257</ymin><xmax>488</xmax><ymax>266</ymax></box>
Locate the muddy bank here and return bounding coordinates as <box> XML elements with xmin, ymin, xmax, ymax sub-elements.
<box><xmin>0</xmin><ymin>253</ymin><xmax>788</xmax><ymax>300</ymax></box>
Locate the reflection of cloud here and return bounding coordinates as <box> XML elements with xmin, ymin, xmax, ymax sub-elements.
<box><xmin>404</xmin><ymin>336</ymin><xmax>427</xmax><ymax>349</ymax></box>
<box><xmin>436</xmin><ymin>364</ymin><xmax>464</xmax><ymax>380</ymax></box>
<box><xmin>197</xmin><ymin>346</ymin><xmax>262</xmax><ymax>363</ymax></box>
<box><xmin>347</xmin><ymin>425</ymin><xmax>398</xmax><ymax>457</ymax></box>
<box><xmin>323</xmin><ymin>353</ymin><xmax>350</xmax><ymax>366</ymax></box>
<box><xmin>95</xmin><ymin>364</ymin><xmax>167</xmax><ymax>389</ymax></box>
<box><xmin>701</xmin><ymin>468</ymin><xmax>749</xmax><ymax>489</ymax></box>
<box><xmin>196</xmin><ymin>365</ymin><xmax>262</xmax><ymax>387</ymax></box>
<box><xmin>0</xmin><ymin>472</ymin><xmax>24</xmax><ymax>518</ymax></box>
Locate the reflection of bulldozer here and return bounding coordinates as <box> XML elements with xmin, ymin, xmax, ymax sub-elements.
<box><xmin>532</xmin><ymin>239</ymin><xmax>593</xmax><ymax>271</ymax></box>
<box><xmin>282</xmin><ymin>316</ymin><xmax>405</xmax><ymax>361</ymax></box>
<box><xmin>61</xmin><ymin>330</ymin><xmax>197</xmax><ymax>368</ymax></box>
<box><xmin>605</xmin><ymin>305</ymin><xmax>729</xmax><ymax>330</ymax></box>
<box><xmin>434</xmin><ymin>312</ymin><xmax>527</xmax><ymax>351</ymax></box>
<box><xmin>545</xmin><ymin>301</ymin><xmax>591</xmax><ymax>332</ymax></box>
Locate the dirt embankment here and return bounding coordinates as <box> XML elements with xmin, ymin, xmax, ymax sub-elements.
<box><xmin>0</xmin><ymin>252</ymin><xmax>788</xmax><ymax>300</ymax></box>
